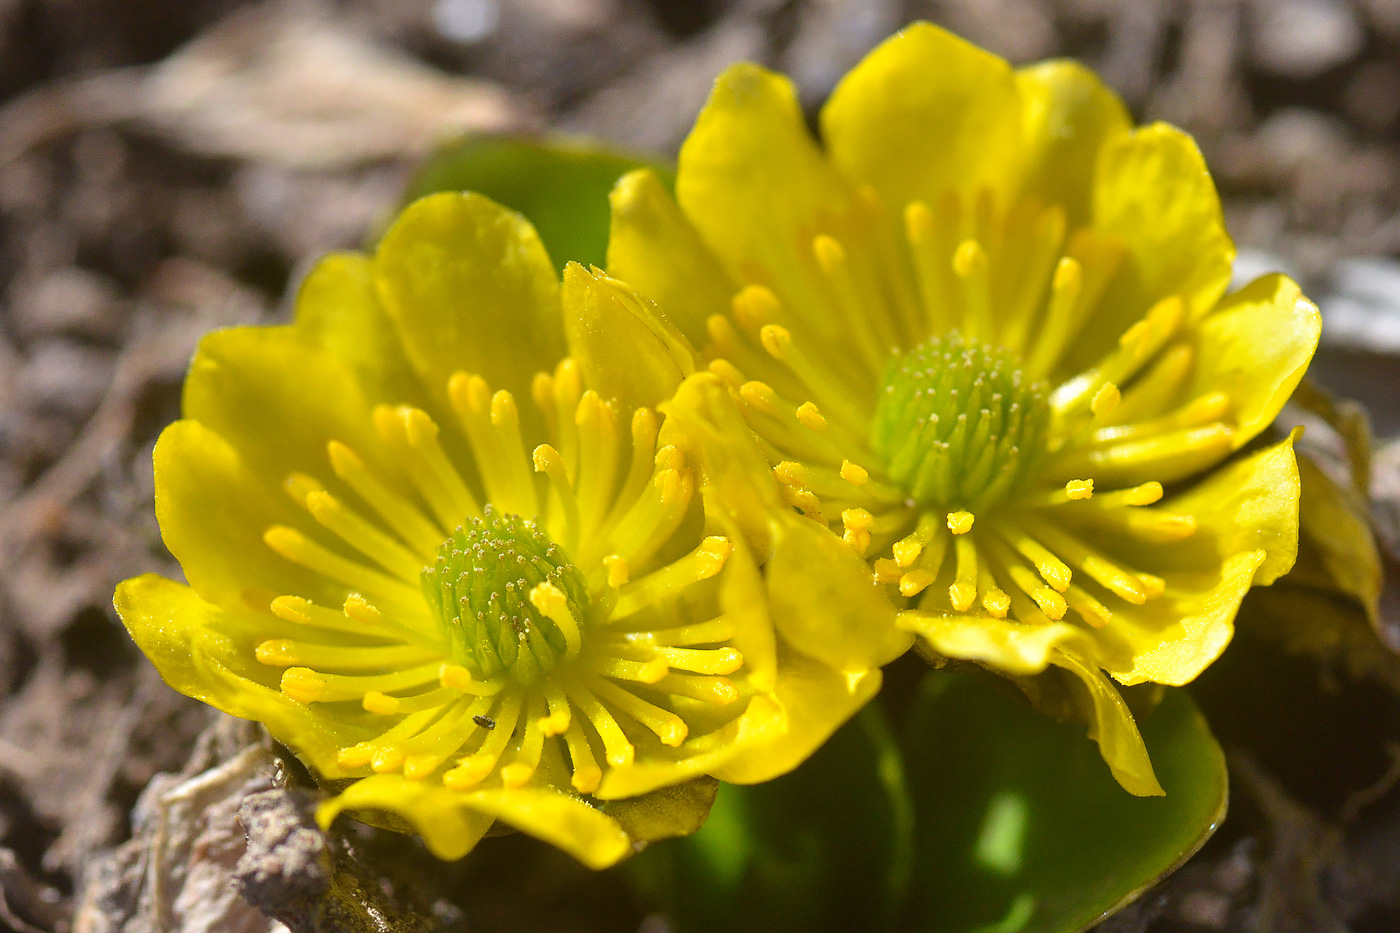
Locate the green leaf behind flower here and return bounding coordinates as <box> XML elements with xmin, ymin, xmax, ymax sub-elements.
<box><xmin>403</xmin><ymin>136</ymin><xmax>672</xmax><ymax>271</ymax></box>
<box><xmin>902</xmin><ymin>671</ymin><xmax>1226</xmax><ymax>933</ymax></box>
<box><xmin>624</xmin><ymin>704</ymin><xmax>914</xmax><ymax>932</ymax></box>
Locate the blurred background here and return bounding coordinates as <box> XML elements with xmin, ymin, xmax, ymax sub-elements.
<box><xmin>1</xmin><ymin>0</ymin><xmax>1399</xmax><ymax>931</ymax></box>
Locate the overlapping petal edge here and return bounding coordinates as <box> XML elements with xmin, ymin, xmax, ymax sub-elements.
<box><xmin>114</xmin><ymin>192</ymin><xmax>877</xmax><ymax>867</ymax></box>
<box><xmin>594</xmin><ymin>22</ymin><xmax>1321</xmax><ymax>794</ymax></box>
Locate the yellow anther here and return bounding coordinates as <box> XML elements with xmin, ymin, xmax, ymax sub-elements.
<box><xmin>813</xmin><ymin>234</ymin><xmax>847</xmax><ymax>274</ymax></box>
<box><xmin>343</xmin><ymin>593</ymin><xmax>381</xmax><ymax>626</ymax></box>
<box><xmin>604</xmin><ymin>555</ymin><xmax>629</xmax><ymax>587</ymax></box>
<box><xmin>873</xmin><ymin>558</ymin><xmax>903</xmax><ymax>583</ymax></box>
<box><xmin>982</xmin><ymin>588</ymin><xmax>1011</xmax><ymax>619</ymax></box>
<box><xmin>337</xmin><ymin>745</ymin><xmax>373</xmax><ymax>769</ymax></box>
<box><xmin>270</xmin><ymin>596</ymin><xmax>312</xmax><ymax>624</ymax></box>
<box><xmin>696</xmin><ymin>537</ymin><xmax>732</xmax><ymax>576</ymax></box>
<box><xmin>532</xmin><ymin>443</ymin><xmax>563</xmax><ymax>474</ymax></box>
<box><xmin>531</xmin><ymin>371</ymin><xmax>553</xmax><ymax>413</ymax></box>
<box><xmin>842</xmin><ymin>508</ymin><xmax>874</xmax><ymax>532</ymax></box>
<box><xmin>1066</xmin><ymin>479</ymin><xmax>1094</xmax><ymax>500</ymax></box>
<box><xmin>904</xmin><ymin>200</ymin><xmax>934</xmax><ymax>246</ymax></box>
<box><xmin>637</xmin><ymin>658</ymin><xmax>671</xmax><ymax>684</ymax></box>
<box><xmin>255</xmin><ymin>640</ymin><xmax>296</xmax><ymax>666</ymax></box>
<box><xmin>403</xmin><ymin>754</ymin><xmax>442</xmax><ymax>781</ymax></box>
<box><xmin>371</xmin><ymin>746</ymin><xmax>405</xmax><ymax>773</ymax></box>
<box><xmin>500</xmin><ymin>763</ymin><xmax>535</xmax><ymax>788</ymax></box>
<box><xmin>893</xmin><ymin>538</ymin><xmax>924</xmax><ymax>568</ymax></box>
<box><xmin>1139</xmin><ymin>573</ymin><xmax>1166</xmax><ymax>599</ymax></box>
<box><xmin>1126</xmin><ymin>482</ymin><xmax>1164</xmax><ymax>505</ymax></box>
<box><xmin>949</xmin><ymin>582</ymin><xmax>977</xmax><ymax>613</ymax></box>
<box><xmin>362</xmin><ymin>691</ymin><xmax>401</xmax><ymax>715</ymax></box>
<box><xmin>401</xmin><ymin>406</ymin><xmax>441</xmax><ymax>447</ymax></box>
<box><xmin>280</xmin><ymin>668</ymin><xmax>326</xmax><ymax>704</ymax></box>
<box><xmin>539</xmin><ymin>710</ymin><xmax>570</xmax><ymax>738</ymax></box>
<box><xmin>489</xmin><ymin>388</ymin><xmax>518</xmax><ymax>425</ymax></box>
<box><xmin>796</xmin><ymin>401</ymin><xmax>827</xmax><ymax>430</ymax></box>
<box><xmin>528</xmin><ymin>580</ymin><xmax>567</xmax><ymax>617</ymax></box>
<box><xmin>952</xmin><ymin>239</ymin><xmax>989</xmax><ymax>278</ymax></box>
<box><xmin>840</xmin><ymin>460</ymin><xmax>869</xmax><ymax>485</ymax></box>
<box><xmin>760</xmin><ymin>324</ymin><xmax>792</xmax><ymax>359</ymax></box>
<box><xmin>899</xmin><ymin>570</ymin><xmax>936</xmax><ymax>597</ymax></box>
<box><xmin>439</xmin><ymin>664</ymin><xmax>476</xmax><ymax>691</ymax></box>
<box><xmin>738</xmin><ymin>381</ymin><xmax>779</xmax><ymax>414</ymax></box>
<box><xmin>947</xmin><ymin>511</ymin><xmax>976</xmax><ymax>535</ymax></box>
<box><xmin>284</xmin><ymin>472</ymin><xmax>322</xmax><ymax>504</ymax></box>
<box><xmin>708</xmin><ymin>357</ymin><xmax>745</xmax><ymax>388</ymax></box>
<box><xmin>774</xmin><ymin>461</ymin><xmax>808</xmax><ymax>487</ymax></box>
<box><xmin>1052</xmin><ymin>254</ymin><xmax>1082</xmax><ymax>294</ymax></box>
<box><xmin>1091</xmin><ymin>383</ymin><xmax>1121</xmax><ymax>418</ymax></box>
<box><xmin>1038</xmin><ymin>589</ymin><xmax>1068</xmax><ymax>620</ymax></box>
<box><xmin>732</xmin><ymin>284</ymin><xmax>782</xmax><ymax>331</ymax></box>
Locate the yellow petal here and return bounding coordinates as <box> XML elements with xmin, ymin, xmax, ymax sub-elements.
<box><xmin>317</xmin><ymin>774</ymin><xmax>494</xmax><ymax>860</ymax></box>
<box><xmin>596</xmin><ymin>695</ymin><xmax>785</xmax><ymax>800</ymax></box>
<box><xmin>293</xmin><ymin>251</ymin><xmax>425</xmax><ymax>409</ymax></box>
<box><xmin>1084</xmin><ymin>123</ymin><xmax>1235</xmax><ymax>362</ymax></box>
<box><xmin>766</xmin><ymin>515</ymin><xmax>912</xmax><ymax>671</ymax></box>
<box><xmin>1050</xmin><ymin>650</ymin><xmax>1164</xmax><ymax>797</ymax></box>
<box><xmin>153</xmin><ymin>420</ymin><xmax>343</xmax><ymax>612</ymax></box>
<box><xmin>1189</xmin><ymin>274</ymin><xmax>1321</xmax><ymax>451</ymax></box>
<box><xmin>115</xmin><ymin>574</ymin><xmax>359</xmax><ymax>774</ymax></box>
<box><xmin>709</xmin><ymin>646</ymin><xmax>881</xmax><ymax>785</ymax></box>
<box><xmin>659</xmin><ymin>372</ymin><xmax>788</xmax><ymax>554</ymax></box>
<box><xmin>820</xmin><ymin>22</ymin><xmax>1023</xmax><ymax>214</ymax></box>
<box><xmin>182</xmin><ymin>325</ymin><xmax>389</xmax><ymax>495</ymax></box>
<box><xmin>1166</xmin><ymin>430</ymin><xmax>1302</xmax><ymax>586</ymax></box>
<box><xmin>717</xmin><ymin>522</ymin><xmax>778</xmax><ymax>692</ymax></box>
<box><xmin>896</xmin><ymin>610</ymin><xmax>1101</xmax><ymax>675</ymax></box>
<box><xmin>1101</xmin><ymin>434</ymin><xmax>1300</xmax><ymax>686</ymax></box>
<box><xmin>560</xmin><ymin>262</ymin><xmax>697</xmax><ymax>410</ymax></box>
<box><xmin>373</xmin><ymin>191</ymin><xmax>564</xmax><ymax>418</ymax></box>
<box><xmin>1014</xmin><ymin>60</ymin><xmax>1131</xmax><ymax>227</ymax></box>
<box><xmin>676</xmin><ymin>62</ymin><xmax>854</xmax><ymax>329</ymax></box>
<box><xmin>461</xmin><ymin>787</ymin><xmax>633</xmax><ymax>869</ymax></box>
<box><xmin>606</xmin><ymin>168</ymin><xmax>734</xmax><ymax>346</ymax></box>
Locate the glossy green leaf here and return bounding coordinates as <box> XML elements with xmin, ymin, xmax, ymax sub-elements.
<box><xmin>902</xmin><ymin>671</ymin><xmax>1226</xmax><ymax>933</ymax></box>
<box><xmin>403</xmin><ymin>135</ymin><xmax>673</xmax><ymax>270</ymax></box>
<box><xmin>624</xmin><ymin>704</ymin><xmax>914</xmax><ymax>933</ymax></box>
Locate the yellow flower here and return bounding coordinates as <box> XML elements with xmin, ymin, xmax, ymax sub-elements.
<box><xmin>115</xmin><ymin>192</ymin><xmax>875</xmax><ymax>866</ymax></box>
<box><xmin>592</xmin><ymin>24</ymin><xmax>1321</xmax><ymax>795</ymax></box>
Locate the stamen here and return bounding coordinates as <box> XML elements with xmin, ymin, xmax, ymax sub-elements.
<box><xmin>373</xmin><ymin>405</ymin><xmax>480</xmax><ymax>528</ymax></box>
<box><xmin>263</xmin><ymin>526</ymin><xmax>419</xmax><ymax>613</ymax></box>
<box><xmin>949</xmin><ymin>534</ymin><xmax>979</xmax><ymax>612</ymax></box>
<box><xmin>327</xmin><ymin>441</ymin><xmax>443</xmax><ymax>557</ymax></box>
<box><xmin>952</xmin><ymin>239</ymin><xmax>993</xmax><ymax>342</ymax></box>
<box><xmin>1021</xmin><ymin>519</ymin><xmax>1149</xmax><ymax>604</ymax></box>
<box><xmin>843</xmin><ymin>509</ymin><xmax>874</xmax><ymax>554</ymax></box>
<box><xmin>566</xmin><ymin>682</ymin><xmax>635</xmax><ymax>767</ymax></box>
<box><xmin>303</xmin><ymin>490</ymin><xmax>423</xmax><ymax>581</ymax></box>
<box><xmin>575</xmin><ymin>391</ymin><xmax>620</xmax><ymax>536</ymax></box>
<box><xmin>1065</xmin><ymin>584</ymin><xmax>1114</xmax><ymax>628</ymax></box>
<box><xmin>256</xmin><ymin>639</ymin><xmax>434</xmax><ymax>670</ymax></box>
<box><xmin>443</xmin><ymin>690</ymin><xmax>523</xmax><ymax>789</ymax></box>
<box><xmin>501</xmin><ymin>694</ymin><xmax>549</xmax><ymax>787</ymax></box>
<box><xmin>1024</xmin><ymin>257</ymin><xmax>1084</xmax><ymax>378</ymax></box>
<box><xmin>591</xmin><ymin>679</ymin><xmax>688</xmax><ymax>747</ymax></box>
<box><xmin>653</xmin><ymin>672</ymin><xmax>739</xmax><ymax>705</ymax></box>
<box><xmin>655</xmin><ymin>646</ymin><xmax>743</xmax><ymax>675</ymax></box>
<box><xmin>998</xmin><ymin>525</ymin><xmax>1072</xmax><ymax>592</ymax></box>
<box><xmin>947</xmin><ymin>510</ymin><xmax>975</xmax><ymax>535</ymax></box>
<box><xmin>893</xmin><ymin>511</ymin><xmax>943</xmax><ymax>568</ymax></box>
<box><xmin>561</xmin><ymin>714</ymin><xmax>602</xmax><ymax>794</ymax></box>
<box><xmin>533</xmin><ymin>444</ymin><xmax>581</xmax><ymax>550</ymax></box>
<box><xmin>541</xmin><ymin>681</ymin><xmax>571</xmax><ymax>736</ymax></box>
<box><xmin>529</xmin><ymin>582</ymin><xmax>583</xmax><ymax>660</ymax></box>
<box><xmin>611</xmin><ymin>537</ymin><xmax>730</xmax><ymax>619</ymax></box>
<box><xmin>280</xmin><ymin>663</ymin><xmax>441</xmax><ymax>703</ymax></box>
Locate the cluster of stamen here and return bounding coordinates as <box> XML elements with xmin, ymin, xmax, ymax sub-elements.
<box><xmin>253</xmin><ymin>359</ymin><xmax>747</xmax><ymax>796</ymax></box>
<box><xmin>696</xmin><ymin>182</ymin><xmax>1239</xmax><ymax>640</ymax></box>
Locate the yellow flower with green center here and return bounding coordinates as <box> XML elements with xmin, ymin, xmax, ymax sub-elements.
<box><xmin>593</xmin><ymin>24</ymin><xmax>1322</xmax><ymax>795</ymax></box>
<box><xmin>114</xmin><ymin>192</ymin><xmax>877</xmax><ymax>866</ymax></box>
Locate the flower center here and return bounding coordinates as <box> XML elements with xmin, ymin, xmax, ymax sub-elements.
<box><xmin>870</xmin><ymin>332</ymin><xmax>1049</xmax><ymax>513</ymax></box>
<box><xmin>421</xmin><ymin>507</ymin><xmax>589</xmax><ymax>686</ymax></box>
